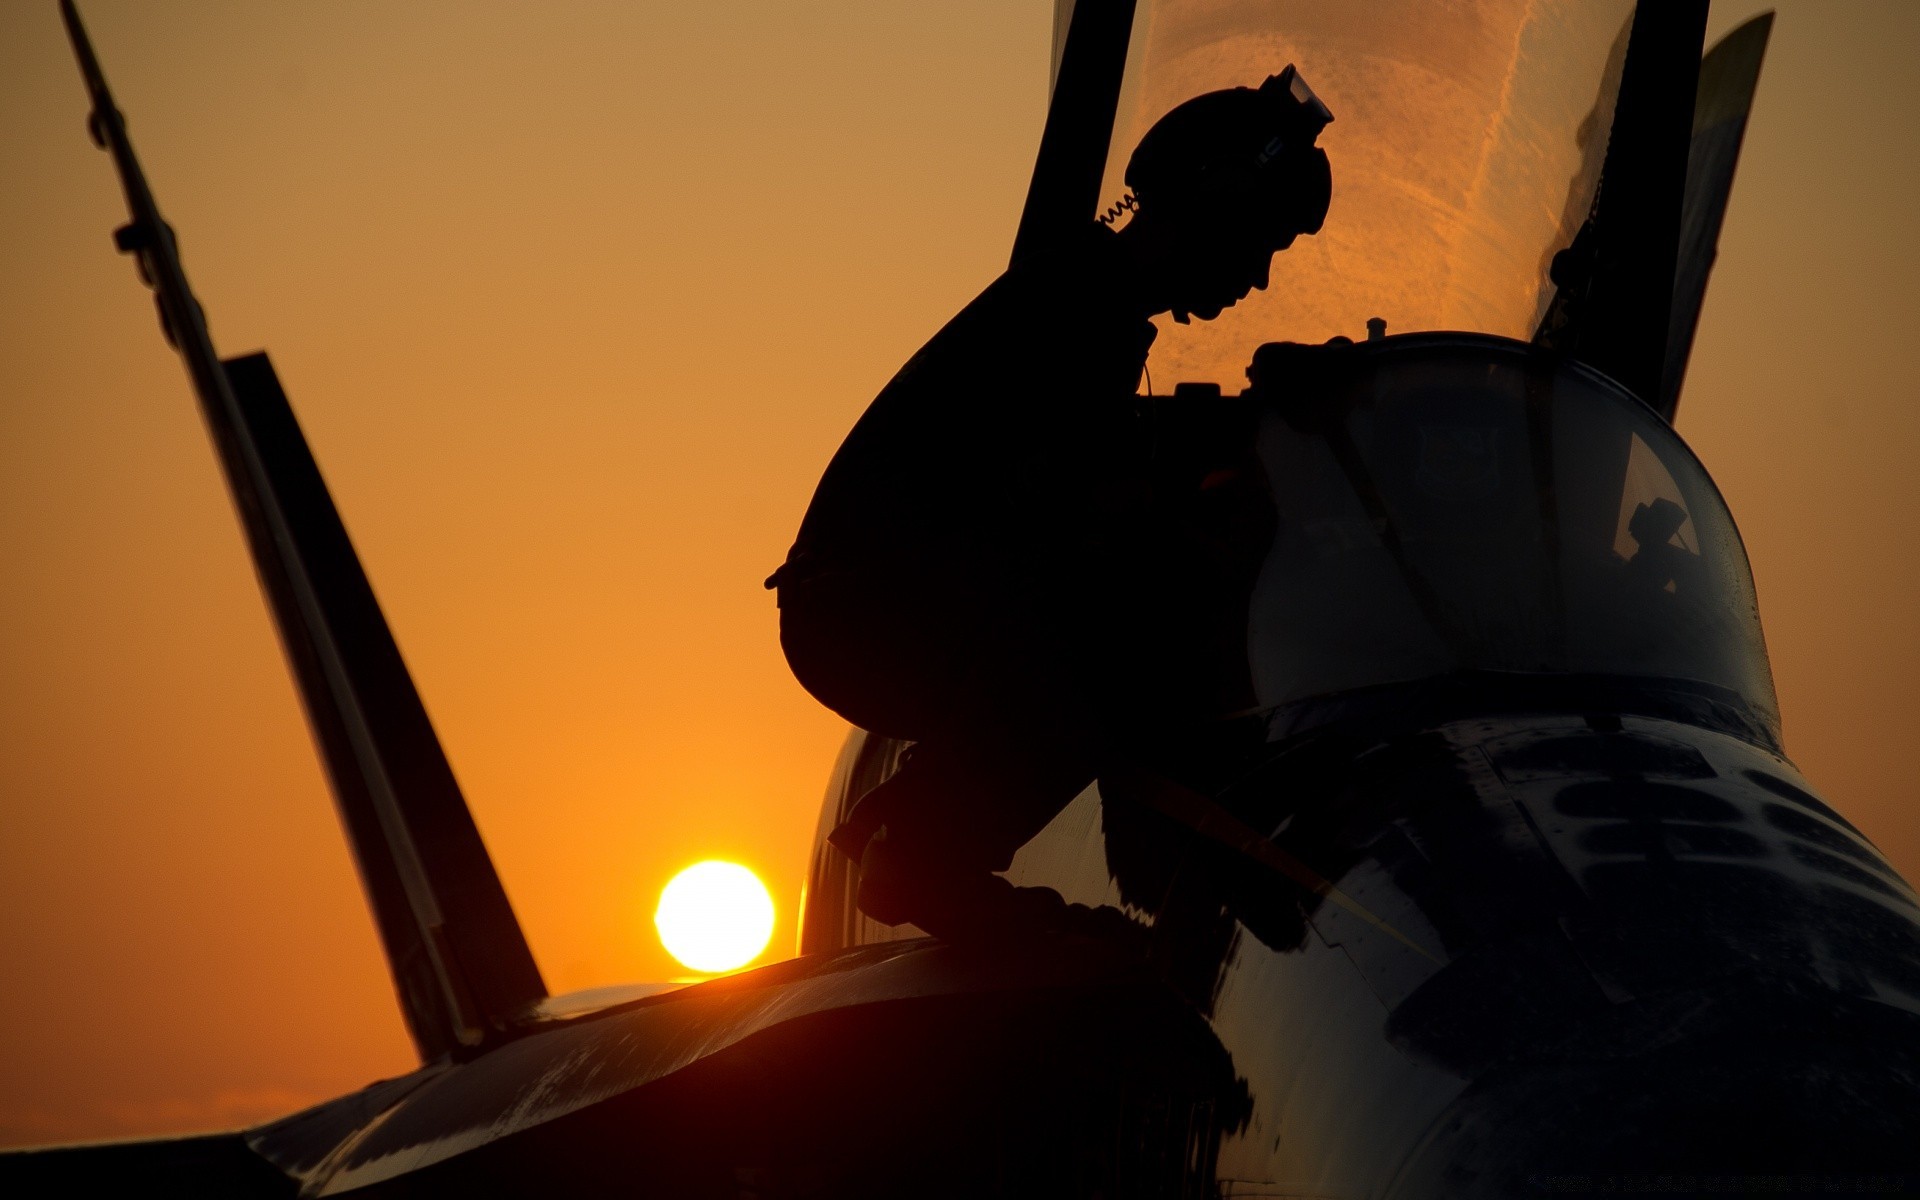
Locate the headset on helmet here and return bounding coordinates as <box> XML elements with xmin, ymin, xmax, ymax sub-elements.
<box><xmin>1121</xmin><ymin>65</ymin><xmax>1334</xmax><ymax>237</ymax></box>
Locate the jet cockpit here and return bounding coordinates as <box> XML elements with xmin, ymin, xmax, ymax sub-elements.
<box><xmin>1234</xmin><ymin>333</ymin><xmax>1777</xmax><ymax>746</ymax></box>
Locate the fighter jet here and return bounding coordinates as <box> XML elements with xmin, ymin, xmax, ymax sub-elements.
<box><xmin>5</xmin><ymin>1</ymin><xmax>1917</xmax><ymax>1197</ymax></box>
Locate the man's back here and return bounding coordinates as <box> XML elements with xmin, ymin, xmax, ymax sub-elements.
<box><xmin>777</xmin><ymin>221</ymin><xmax>1155</xmax><ymax>588</ymax></box>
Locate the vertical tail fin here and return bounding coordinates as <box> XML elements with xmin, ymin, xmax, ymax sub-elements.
<box><xmin>61</xmin><ymin>0</ymin><xmax>545</xmax><ymax>1062</ymax></box>
<box><xmin>1660</xmin><ymin>12</ymin><xmax>1774</xmax><ymax>421</ymax></box>
<box><xmin>1534</xmin><ymin>1</ymin><xmax>1711</xmax><ymax>408</ymax></box>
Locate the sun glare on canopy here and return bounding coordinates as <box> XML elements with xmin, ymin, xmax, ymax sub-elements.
<box><xmin>655</xmin><ymin>861</ymin><xmax>776</xmax><ymax>974</ymax></box>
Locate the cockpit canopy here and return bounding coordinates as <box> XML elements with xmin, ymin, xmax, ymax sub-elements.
<box><xmin>1078</xmin><ymin>0</ymin><xmax>1638</xmax><ymax>384</ymax></box>
<box><xmin>1240</xmin><ymin>335</ymin><xmax>1778</xmax><ymax>738</ymax></box>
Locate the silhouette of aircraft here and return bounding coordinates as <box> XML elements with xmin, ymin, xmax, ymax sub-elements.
<box><xmin>7</xmin><ymin>1</ymin><xmax>1918</xmax><ymax>1196</ymax></box>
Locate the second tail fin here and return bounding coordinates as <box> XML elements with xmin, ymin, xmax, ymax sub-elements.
<box><xmin>61</xmin><ymin>0</ymin><xmax>546</xmax><ymax>1062</ymax></box>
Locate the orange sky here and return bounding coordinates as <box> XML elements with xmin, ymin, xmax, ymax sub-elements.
<box><xmin>1</xmin><ymin>0</ymin><xmax>1916</xmax><ymax>1148</ymax></box>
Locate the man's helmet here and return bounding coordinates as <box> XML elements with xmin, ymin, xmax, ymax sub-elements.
<box><xmin>1124</xmin><ymin>65</ymin><xmax>1334</xmax><ymax>239</ymax></box>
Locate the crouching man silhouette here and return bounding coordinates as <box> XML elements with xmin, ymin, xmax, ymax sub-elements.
<box><xmin>768</xmin><ymin>68</ymin><xmax>1334</xmax><ymax>941</ymax></box>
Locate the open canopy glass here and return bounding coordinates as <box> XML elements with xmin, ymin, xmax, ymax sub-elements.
<box><xmin>1074</xmin><ymin>0</ymin><xmax>1638</xmax><ymax>389</ymax></box>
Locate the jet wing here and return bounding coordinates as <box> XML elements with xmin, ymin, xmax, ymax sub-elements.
<box><xmin>0</xmin><ymin>939</ymin><xmax>1164</xmax><ymax>1196</ymax></box>
<box><xmin>0</xmin><ymin>1130</ymin><xmax>294</xmax><ymax>1199</ymax></box>
<box><xmin>58</xmin><ymin>0</ymin><xmax>545</xmax><ymax>1064</ymax></box>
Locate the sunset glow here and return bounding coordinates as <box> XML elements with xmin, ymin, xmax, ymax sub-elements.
<box><xmin>0</xmin><ymin>0</ymin><xmax>1914</xmax><ymax>1153</ymax></box>
<box><xmin>654</xmin><ymin>862</ymin><xmax>775</xmax><ymax>975</ymax></box>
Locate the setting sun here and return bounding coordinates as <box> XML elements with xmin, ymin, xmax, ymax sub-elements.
<box><xmin>654</xmin><ymin>861</ymin><xmax>776</xmax><ymax>975</ymax></box>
